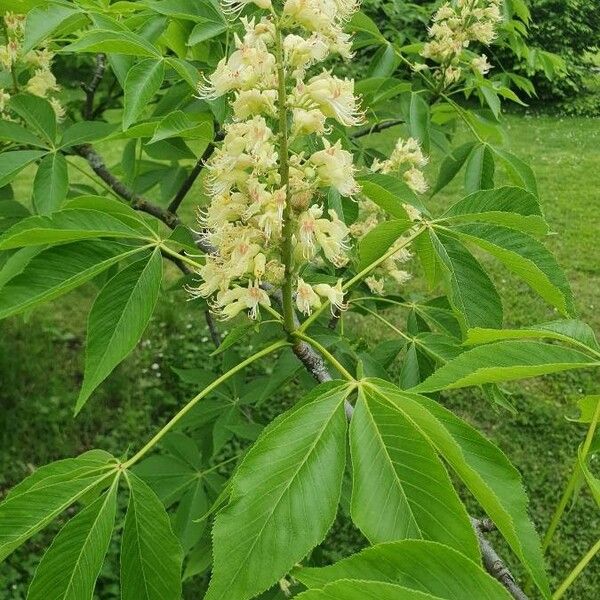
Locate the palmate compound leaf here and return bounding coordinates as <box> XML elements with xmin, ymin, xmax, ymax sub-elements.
<box><xmin>27</xmin><ymin>478</ymin><xmax>119</xmax><ymax>600</ymax></box>
<box><xmin>0</xmin><ymin>241</ymin><xmax>150</xmax><ymax>320</ymax></box>
<box><xmin>76</xmin><ymin>248</ymin><xmax>163</xmax><ymax>413</ymax></box>
<box><xmin>294</xmin><ymin>539</ymin><xmax>512</xmax><ymax>599</ymax></box>
<box><xmin>121</xmin><ymin>473</ymin><xmax>183</xmax><ymax>600</ymax></box>
<box><xmin>0</xmin><ymin>450</ymin><xmax>118</xmax><ymax>562</ymax></box>
<box><xmin>413</xmin><ymin>340</ymin><xmax>599</xmax><ymax>393</ymax></box>
<box><xmin>205</xmin><ymin>381</ymin><xmax>353</xmax><ymax>600</ymax></box>
<box><xmin>349</xmin><ymin>385</ymin><xmax>479</xmax><ymax>560</ymax></box>
<box><xmin>360</xmin><ymin>380</ymin><xmax>550</xmax><ymax>597</ymax></box>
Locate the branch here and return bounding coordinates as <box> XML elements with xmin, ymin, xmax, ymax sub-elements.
<box><xmin>167</xmin><ymin>129</ymin><xmax>223</xmax><ymax>214</ymax></box>
<box><xmin>82</xmin><ymin>53</ymin><xmax>106</xmax><ymax>120</ymax></box>
<box><xmin>471</xmin><ymin>517</ymin><xmax>530</xmax><ymax>600</ymax></box>
<box><xmin>351</xmin><ymin>118</ymin><xmax>404</xmax><ymax>139</ymax></box>
<box><xmin>168</xmin><ymin>142</ymin><xmax>215</xmax><ymax>214</ymax></box>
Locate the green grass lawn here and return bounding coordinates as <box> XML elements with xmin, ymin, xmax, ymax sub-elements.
<box><xmin>1</xmin><ymin>113</ymin><xmax>599</xmax><ymax>597</ymax></box>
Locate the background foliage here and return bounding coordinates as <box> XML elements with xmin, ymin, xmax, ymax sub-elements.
<box><xmin>0</xmin><ymin>0</ymin><xmax>599</xmax><ymax>599</ymax></box>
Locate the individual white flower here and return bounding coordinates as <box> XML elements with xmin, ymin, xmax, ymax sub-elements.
<box><xmin>221</xmin><ymin>0</ymin><xmax>272</xmax><ymax>18</ymax></box>
<box><xmin>4</xmin><ymin>12</ymin><xmax>25</xmax><ymax>34</ymax></box>
<box><xmin>296</xmin><ymin>205</ymin><xmax>349</xmax><ymax>266</ymax></box>
<box><xmin>214</xmin><ymin>282</ymin><xmax>271</xmax><ymax>320</ymax></box>
<box><xmin>26</xmin><ymin>69</ymin><xmax>59</xmax><ymax>97</ymax></box>
<box><xmin>291</xmin><ymin>107</ymin><xmax>327</xmax><ymax>136</ymax></box>
<box><xmin>0</xmin><ymin>89</ymin><xmax>10</xmax><ymax>113</ymax></box>
<box><xmin>0</xmin><ymin>40</ymin><xmax>20</xmax><ymax>70</ymax></box>
<box><xmin>302</xmin><ymin>71</ymin><xmax>364</xmax><ymax>127</ymax></box>
<box><xmin>49</xmin><ymin>98</ymin><xmax>66</xmax><ymax>121</ymax></box>
<box><xmin>472</xmin><ymin>54</ymin><xmax>492</xmax><ymax>75</ymax></box>
<box><xmin>232</xmin><ymin>89</ymin><xmax>278</xmax><ymax>119</ymax></box>
<box><xmin>404</xmin><ymin>167</ymin><xmax>429</xmax><ymax>194</ymax></box>
<box><xmin>197</xmin><ymin>36</ymin><xmax>276</xmax><ymax>99</ymax></box>
<box><xmin>284</xmin><ymin>33</ymin><xmax>329</xmax><ymax>77</ymax></box>
<box><xmin>296</xmin><ymin>278</ymin><xmax>322</xmax><ymax>314</ymax></box>
<box><xmin>314</xmin><ymin>279</ymin><xmax>347</xmax><ymax>314</ymax></box>
<box><xmin>444</xmin><ymin>65</ymin><xmax>462</xmax><ymax>85</ymax></box>
<box><xmin>365</xmin><ymin>276</ymin><xmax>385</xmax><ymax>295</ymax></box>
<box><xmin>375</xmin><ymin>137</ymin><xmax>428</xmax><ymax>174</ymax></box>
<box><xmin>309</xmin><ymin>138</ymin><xmax>359</xmax><ymax>196</ymax></box>
<box><xmin>24</xmin><ymin>48</ymin><xmax>54</xmax><ymax>70</ymax></box>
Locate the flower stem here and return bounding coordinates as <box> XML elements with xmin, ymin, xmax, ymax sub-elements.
<box><xmin>552</xmin><ymin>537</ymin><xmax>600</xmax><ymax>600</ymax></box>
<box><xmin>122</xmin><ymin>340</ymin><xmax>289</xmax><ymax>469</ymax></box>
<box><xmin>542</xmin><ymin>396</ymin><xmax>600</xmax><ymax>551</ymax></box>
<box><xmin>274</xmin><ymin>22</ymin><xmax>296</xmax><ymax>334</ymax></box>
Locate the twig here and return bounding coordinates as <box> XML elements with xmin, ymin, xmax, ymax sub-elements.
<box><xmin>351</xmin><ymin>118</ymin><xmax>404</xmax><ymax>139</ymax></box>
<box><xmin>167</xmin><ymin>129</ymin><xmax>223</xmax><ymax>214</ymax></box>
<box><xmin>470</xmin><ymin>517</ymin><xmax>529</xmax><ymax>600</ymax></box>
<box><xmin>82</xmin><ymin>53</ymin><xmax>106</xmax><ymax>120</ymax></box>
<box><xmin>205</xmin><ymin>310</ymin><xmax>221</xmax><ymax>347</ymax></box>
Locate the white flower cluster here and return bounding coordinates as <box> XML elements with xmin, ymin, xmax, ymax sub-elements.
<box><xmin>421</xmin><ymin>0</ymin><xmax>502</xmax><ymax>85</ymax></box>
<box><xmin>372</xmin><ymin>136</ymin><xmax>429</xmax><ymax>194</ymax></box>
<box><xmin>192</xmin><ymin>1</ymin><xmax>366</xmax><ymax>320</ymax></box>
<box><xmin>0</xmin><ymin>12</ymin><xmax>64</xmax><ymax>120</ymax></box>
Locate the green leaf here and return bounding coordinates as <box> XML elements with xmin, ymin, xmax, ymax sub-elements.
<box><xmin>453</xmin><ymin>223</ymin><xmax>574</xmax><ymax>315</ymax></box>
<box><xmin>491</xmin><ymin>147</ymin><xmax>538</xmax><ymax>196</ymax></box>
<box><xmin>134</xmin><ymin>454</ymin><xmax>199</xmax><ymax>506</ymax></box>
<box><xmin>23</xmin><ymin>3</ymin><xmax>81</xmax><ymax>53</ymax></box>
<box><xmin>350</xmin><ymin>385</ymin><xmax>479</xmax><ymax>559</ymax></box>
<box><xmin>0</xmin><ymin>119</ymin><xmax>47</xmax><ymax>147</ymax></box>
<box><xmin>149</xmin><ymin>110</ymin><xmax>213</xmax><ymax>148</ymax></box>
<box><xmin>380</xmin><ymin>387</ymin><xmax>550</xmax><ymax>597</ymax></box>
<box><xmin>27</xmin><ymin>480</ymin><xmax>118</xmax><ymax>600</ymax></box>
<box><xmin>33</xmin><ymin>152</ymin><xmax>69</xmax><ymax>215</ymax></box>
<box><xmin>144</xmin><ymin>0</ymin><xmax>226</xmax><ymax>24</ymax></box>
<box><xmin>295</xmin><ymin>540</ymin><xmax>512</xmax><ymax>599</ymax></box>
<box><xmin>205</xmin><ymin>382</ymin><xmax>351</xmax><ymax>600</ymax></box>
<box><xmin>408</xmin><ymin>92</ymin><xmax>430</xmax><ymax>152</ymax></box>
<box><xmin>0</xmin><ymin>241</ymin><xmax>147</xmax><ymax>320</ymax></box>
<box><xmin>59</xmin><ymin>122</ymin><xmax>117</xmax><ymax>148</ymax></box>
<box><xmin>356</xmin><ymin>173</ymin><xmax>414</xmax><ymax>220</ymax></box>
<box><xmin>430</xmin><ymin>232</ymin><xmax>503</xmax><ymax>331</ymax></box>
<box><xmin>63</xmin><ymin>196</ymin><xmax>157</xmax><ymax>235</ymax></box>
<box><xmin>465</xmin><ymin>320</ymin><xmax>600</xmax><ymax>354</ymax></box>
<box><xmin>567</xmin><ymin>395</ymin><xmax>600</xmax><ymax>424</ymax></box>
<box><xmin>0</xmin><ymin>208</ymin><xmax>148</xmax><ymax>250</ymax></box>
<box><xmin>64</xmin><ymin>30</ymin><xmax>161</xmax><ymax>57</ymax></box>
<box><xmin>0</xmin><ymin>246</ymin><xmax>41</xmax><ymax>292</ymax></box>
<box><xmin>9</xmin><ymin>94</ymin><xmax>56</xmax><ymax>144</ymax></box>
<box><xmin>76</xmin><ymin>249</ymin><xmax>163</xmax><ymax>413</ymax></box>
<box><xmin>296</xmin><ymin>580</ymin><xmax>443</xmax><ymax>600</ymax></box>
<box><xmin>464</xmin><ymin>144</ymin><xmax>494</xmax><ymax>194</ymax></box>
<box><xmin>0</xmin><ymin>452</ymin><xmax>117</xmax><ymax>561</ymax></box>
<box><xmin>440</xmin><ymin>186</ymin><xmax>546</xmax><ymax>235</ymax></box>
<box><xmin>358</xmin><ymin>219</ymin><xmax>411</xmax><ymax>271</ymax></box>
<box><xmin>123</xmin><ymin>59</ymin><xmax>166</xmax><ymax>130</ymax></box>
<box><xmin>188</xmin><ymin>19</ymin><xmax>228</xmax><ymax>44</ymax></box>
<box><xmin>414</xmin><ymin>341</ymin><xmax>599</xmax><ymax>392</ymax></box>
<box><xmin>432</xmin><ymin>142</ymin><xmax>476</xmax><ymax>195</ymax></box>
<box><xmin>166</xmin><ymin>57</ymin><xmax>200</xmax><ymax>88</ymax></box>
<box><xmin>0</xmin><ymin>151</ymin><xmax>46</xmax><ymax>188</ymax></box>
<box><xmin>121</xmin><ymin>473</ymin><xmax>183</xmax><ymax>600</ymax></box>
